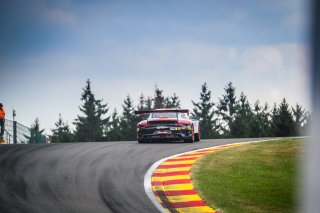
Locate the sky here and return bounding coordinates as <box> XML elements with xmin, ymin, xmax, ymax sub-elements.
<box><xmin>0</xmin><ymin>0</ymin><xmax>310</xmax><ymax>134</ymax></box>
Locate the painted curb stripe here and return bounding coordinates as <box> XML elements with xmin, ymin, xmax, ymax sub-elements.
<box><xmin>144</xmin><ymin>138</ymin><xmax>281</xmax><ymax>213</ymax></box>
<box><xmin>162</xmin><ymin>160</ymin><xmax>196</xmax><ymax>165</ymax></box>
<box><xmin>152</xmin><ymin>179</ymin><xmax>192</xmax><ymax>185</ymax></box>
<box><xmin>155</xmin><ymin>167</ymin><xmax>190</xmax><ymax>173</ymax></box>
<box><xmin>154</xmin><ymin>190</ymin><xmax>198</xmax><ymax>196</ymax></box>
<box><xmin>161</xmin><ymin>200</ymin><xmax>207</xmax><ymax>208</ymax></box>
<box><xmin>153</xmin><ymin>183</ymin><xmax>194</xmax><ymax>191</ymax></box>
<box><xmin>176</xmin><ymin>206</ymin><xmax>218</xmax><ymax>213</ymax></box>
<box><xmin>152</xmin><ymin>171</ymin><xmax>190</xmax><ymax>176</ymax></box>
<box><xmin>165</xmin><ymin>157</ymin><xmax>199</xmax><ymax>162</ymax></box>
<box><xmin>150</xmin><ymin>145</ymin><xmax>242</xmax><ymax>212</ymax></box>
<box><xmin>165</xmin><ymin>194</ymin><xmax>203</xmax><ymax>202</ymax></box>
<box><xmin>157</xmin><ymin>164</ymin><xmax>193</xmax><ymax>169</ymax></box>
<box><xmin>153</xmin><ymin>175</ymin><xmax>190</xmax><ymax>181</ymax></box>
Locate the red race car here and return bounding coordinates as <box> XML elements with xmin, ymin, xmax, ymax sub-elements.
<box><xmin>135</xmin><ymin>108</ymin><xmax>200</xmax><ymax>143</ymax></box>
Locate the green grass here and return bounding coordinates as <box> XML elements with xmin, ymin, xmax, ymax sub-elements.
<box><xmin>191</xmin><ymin>138</ymin><xmax>303</xmax><ymax>213</ymax></box>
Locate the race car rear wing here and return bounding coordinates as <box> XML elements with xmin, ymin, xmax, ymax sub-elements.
<box><xmin>134</xmin><ymin>109</ymin><xmax>189</xmax><ymax>115</ymax></box>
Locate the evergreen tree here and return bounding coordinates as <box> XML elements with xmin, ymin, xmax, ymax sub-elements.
<box><xmin>165</xmin><ymin>93</ymin><xmax>181</xmax><ymax>108</ymax></box>
<box><xmin>251</xmin><ymin>101</ymin><xmax>271</xmax><ymax>137</ymax></box>
<box><xmin>25</xmin><ymin>118</ymin><xmax>46</xmax><ymax>144</ymax></box>
<box><xmin>153</xmin><ymin>86</ymin><xmax>165</xmax><ymax>109</ymax></box>
<box><xmin>120</xmin><ymin>95</ymin><xmax>138</xmax><ymax>140</ymax></box>
<box><xmin>301</xmin><ymin>111</ymin><xmax>311</xmax><ymax>135</ymax></box>
<box><xmin>217</xmin><ymin>82</ymin><xmax>237</xmax><ymax>136</ymax></box>
<box><xmin>292</xmin><ymin>104</ymin><xmax>305</xmax><ymax>136</ymax></box>
<box><xmin>73</xmin><ymin>79</ymin><xmax>110</xmax><ymax>142</ymax></box>
<box><xmin>107</xmin><ymin>109</ymin><xmax>121</xmax><ymax>141</ymax></box>
<box><xmin>145</xmin><ymin>96</ymin><xmax>153</xmax><ymax>110</ymax></box>
<box><xmin>96</xmin><ymin>99</ymin><xmax>110</xmax><ymax>140</ymax></box>
<box><xmin>137</xmin><ymin>94</ymin><xmax>149</xmax><ymax>120</ymax></box>
<box><xmin>271</xmin><ymin>98</ymin><xmax>294</xmax><ymax>136</ymax></box>
<box><xmin>137</xmin><ymin>94</ymin><xmax>146</xmax><ymax>111</ymax></box>
<box><xmin>192</xmin><ymin>83</ymin><xmax>219</xmax><ymax>138</ymax></box>
<box><xmin>231</xmin><ymin>92</ymin><xmax>254</xmax><ymax>138</ymax></box>
<box><xmin>270</xmin><ymin>103</ymin><xmax>280</xmax><ymax>137</ymax></box>
<box><xmin>51</xmin><ymin>114</ymin><xmax>73</xmax><ymax>143</ymax></box>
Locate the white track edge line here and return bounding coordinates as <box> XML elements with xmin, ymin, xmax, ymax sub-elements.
<box><xmin>143</xmin><ymin>138</ymin><xmax>287</xmax><ymax>213</ymax></box>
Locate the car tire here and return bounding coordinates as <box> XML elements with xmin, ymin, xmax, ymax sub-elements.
<box><xmin>184</xmin><ymin>126</ymin><xmax>195</xmax><ymax>143</ymax></box>
<box><xmin>184</xmin><ymin>135</ymin><xmax>195</xmax><ymax>143</ymax></box>
<box><xmin>184</xmin><ymin>136</ymin><xmax>194</xmax><ymax>143</ymax></box>
<box><xmin>138</xmin><ymin>139</ymin><xmax>146</xmax><ymax>143</ymax></box>
<box><xmin>194</xmin><ymin>133</ymin><xmax>200</xmax><ymax>142</ymax></box>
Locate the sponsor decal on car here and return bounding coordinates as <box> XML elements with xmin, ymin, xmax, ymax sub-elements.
<box><xmin>156</xmin><ymin>126</ymin><xmax>167</xmax><ymax>129</ymax></box>
<box><xmin>158</xmin><ymin>130</ymin><xmax>169</xmax><ymax>134</ymax></box>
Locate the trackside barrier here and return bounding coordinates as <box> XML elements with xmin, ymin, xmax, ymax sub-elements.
<box><xmin>4</xmin><ymin>119</ymin><xmax>31</xmax><ymax>144</ymax></box>
<box><xmin>2</xmin><ymin>129</ymin><xmax>12</xmax><ymax>144</ymax></box>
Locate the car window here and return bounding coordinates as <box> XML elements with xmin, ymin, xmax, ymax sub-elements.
<box><xmin>151</xmin><ymin>113</ymin><xmax>177</xmax><ymax>118</ymax></box>
<box><xmin>180</xmin><ymin>113</ymin><xmax>188</xmax><ymax>119</ymax></box>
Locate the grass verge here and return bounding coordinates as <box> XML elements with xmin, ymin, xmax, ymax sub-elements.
<box><xmin>191</xmin><ymin>138</ymin><xmax>303</xmax><ymax>213</ymax></box>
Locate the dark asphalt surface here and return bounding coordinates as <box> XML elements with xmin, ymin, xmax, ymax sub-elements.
<box><xmin>0</xmin><ymin>138</ymin><xmax>268</xmax><ymax>213</ymax></box>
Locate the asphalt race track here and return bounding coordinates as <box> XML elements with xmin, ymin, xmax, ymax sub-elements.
<box><xmin>0</xmin><ymin>138</ymin><xmax>268</xmax><ymax>213</ymax></box>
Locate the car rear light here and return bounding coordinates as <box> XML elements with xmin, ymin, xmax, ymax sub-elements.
<box><xmin>138</xmin><ymin>123</ymin><xmax>150</xmax><ymax>127</ymax></box>
<box><xmin>177</xmin><ymin>120</ymin><xmax>191</xmax><ymax>126</ymax></box>
<box><xmin>176</xmin><ymin>121</ymin><xmax>192</xmax><ymax>131</ymax></box>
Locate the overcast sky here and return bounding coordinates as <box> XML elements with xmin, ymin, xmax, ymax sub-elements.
<box><xmin>1</xmin><ymin>0</ymin><xmax>310</xmax><ymax>133</ymax></box>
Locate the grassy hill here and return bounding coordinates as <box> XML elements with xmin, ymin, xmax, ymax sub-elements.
<box><xmin>191</xmin><ymin>138</ymin><xmax>303</xmax><ymax>213</ymax></box>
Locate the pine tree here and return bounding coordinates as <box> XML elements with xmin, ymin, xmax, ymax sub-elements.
<box><xmin>25</xmin><ymin>118</ymin><xmax>46</xmax><ymax>144</ymax></box>
<box><xmin>137</xmin><ymin>94</ymin><xmax>149</xmax><ymax>120</ymax></box>
<box><xmin>192</xmin><ymin>83</ymin><xmax>219</xmax><ymax>139</ymax></box>
<box><xmin>301</xmin><ymin>111</ymin><xmax>311</xmax><ymax>135</ymax></box>
<box><xmin>217</xmin><ymin>82</ymin><xmax>237</xmax><ymax>136</ymax></box>
<box><xmin>107</xmin><ymin>109</ymin><xmax>121</xmax><ymax>141</ymax></box>
<box><xmin>137</xmin><ymin>94</ymin><xmax>146</xmax><ymax>111</ymax></box>
<box><xmin>271</xmin><ymin>98</ymin><xmax>294</xmax><ymax>137</ymax></box>
<box><xmin>95</xmin><ymin>99</ymin><xmax>110</xmax><ymax>140</ymax></box>
<box><xmin>251</xmin><ymin>101</ymin><xmax>271</xmax><ymax>137</ymax></box>
<box><xmin>153</xmin><ymin>86</ymin><xmax>165</xmax><ymax>109</ymax></box>
<box><xmin>231</xmin><ymin>92</ymin><xmax>254</xmax><ymax>138</ymax></box>
<box><xmin>270</xmin><ymin>103</ymin><xmax>280</xmax><ymax>137</ymax></box>
<box><xmin>165</xmin><ymin>93</ymin><xmax>181</xmax><ymax>108</ymax></box>
<box><xmin>292</xmin><ymin>104</ymin><xmax>305</xmax><ymax>136</ymax></box>
<box><xmin>51</xmin><ymin>114</ymin><xmax>73</xmax><ymax>143</ymax></box>
<box><xmin>145</xmin><ymin>96</ymin><xmax>153</xmax><ymax>110</ymax></box>
<box><xmin>120</xmin><ymin>95</ymin><xmax>138</xmax><ymax>140</ymax></box>
<box><xmin>73</xmin><ymin>79</ymin><xmax>110</xmax><ymax>142</ymax></box>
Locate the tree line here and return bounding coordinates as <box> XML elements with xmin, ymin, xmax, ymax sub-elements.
<box><xmin>27</xmin><ymin>79</ymin><xmax>310</xmax><ymax>143</ymax></box>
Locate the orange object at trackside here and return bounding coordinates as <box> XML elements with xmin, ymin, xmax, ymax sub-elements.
<box><xmin>0</xmin><ymin>108</ymin><xmax>5</xmax><ymax>119</ymax></box>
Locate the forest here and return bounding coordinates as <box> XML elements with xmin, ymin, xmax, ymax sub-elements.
<box><xmin>28</xmin><ymin>79</ymin><xmax>310</xmax><ymax>143</ymax></box>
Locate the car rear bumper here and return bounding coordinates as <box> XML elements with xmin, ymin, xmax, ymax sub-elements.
<box><xmin>137</xmin><ymin>130</ymin><xmax>192</xmax><ymax>141</ymax></box>
<box><xmin>137</xmin><ymin>123</ymin><xmax>194</xmax><ymax>141</ymax></box>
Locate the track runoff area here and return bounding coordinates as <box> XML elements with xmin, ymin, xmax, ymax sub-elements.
<box><xmin>144</xmin><ymin>139</ymin><xmax>280</xmax><ymax>213</ymax></box>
